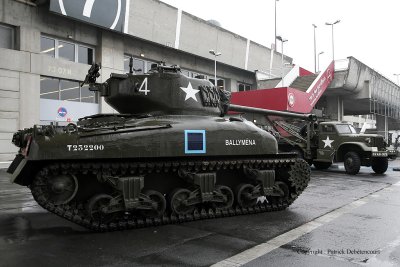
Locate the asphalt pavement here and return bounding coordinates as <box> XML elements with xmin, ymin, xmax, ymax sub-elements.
<box><xmin>1</xmin><ymin>161</ymin><xmax>400</xmax><ymax>267</ymax></box>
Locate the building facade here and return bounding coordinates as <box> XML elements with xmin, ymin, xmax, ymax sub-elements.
<box><xmin>0</xmin><ymin>0</ymin><xmax>291</xmax><ymax>160</ymax></box>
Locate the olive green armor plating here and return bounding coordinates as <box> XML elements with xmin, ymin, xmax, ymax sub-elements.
<box><xmin>7</xmin><ymin>62</ymin><xmax>312</xmax><ymax>231</ymax></box>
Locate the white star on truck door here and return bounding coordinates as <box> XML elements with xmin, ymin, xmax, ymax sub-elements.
<box><xmin>323</xmin><ymin>136</ymin><xmax>334</xmax><ymax>148</ymax></box>
<box><xmin>180</xmin><ymin>82</ymin><xmax>199</xmax><ymax>102</ymax></box>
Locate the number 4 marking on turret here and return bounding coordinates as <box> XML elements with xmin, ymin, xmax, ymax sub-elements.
<box><xmin>139</xmin><ymin>78</ymin><xmax>150</xmax><ymax>95</ymax></box>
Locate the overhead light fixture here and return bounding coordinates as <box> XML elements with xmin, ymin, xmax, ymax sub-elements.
<box><xmin>41</xmin><ymin>45</ymin><xmax>64</xmax><ymax>54</ymax></box>
<box><xmin>209</xmin><ymin>49</ymin><xmax>221</xmax><ymax>56</ymax></box>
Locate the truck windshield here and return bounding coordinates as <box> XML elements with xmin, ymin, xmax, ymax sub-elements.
<box><xmin>336</xmin><ymin>124</ymin><xmax>357</xmax><ymax>134</ymax></box>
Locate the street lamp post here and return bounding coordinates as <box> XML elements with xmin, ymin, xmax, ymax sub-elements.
<box><xmin>274</xmin><ymin>0</ymin><xmax>279</xmax><ymax>50</ymax></box>
<box><xmin>276</xmin><ymin>35</ymin><xmax>288</xmax><ymax>86</ymax></box>
<box><xmin>312</xmin><ymin>24</ymin><xmax>317</xmax><ymax>73</ymax></box>
<box><xmin>325</xmin><ymin>20</ymin><xmax>340</xmax><ymax>60</ymax></box>
<box><xmin>209</xmin><ymin>49</ymin><xmax>222</xmax><ymax>88</ymax></box>
<box><xmin>317</xmin><ymin>51</ymin><xmax>324</xmax><ymax>72</ymax></box>
<box><xmin>394</xmin><ymin>74</ymin><xmax>400</xmax><ymax>85</ymax></box>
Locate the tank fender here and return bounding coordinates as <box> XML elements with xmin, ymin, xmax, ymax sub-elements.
<box><xmin>336</xmin><ymin>142</ymin><xmax>373</xmax><ymax>162</ymax></box>
<box><xmin>6</xmin><ymin>156</ymin><xmax>41</xmax><ymax>186</ymax></box>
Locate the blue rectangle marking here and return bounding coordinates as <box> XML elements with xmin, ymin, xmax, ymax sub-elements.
<box><xmin>185</xmin><ymin>130</ymin><xmax>206</xmax><ymax>154</ymax></box>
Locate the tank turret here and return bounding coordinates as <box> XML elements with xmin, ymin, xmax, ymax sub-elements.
<box><xmin>85</xmin><ymin>61</ymin><xmax>316</xmax><ymax>121</ymax></box>
<box><xmin>6</xmin><ymin>61</ymin><xmax>312</xmax><ymax>232</ymax></box>
<box><xmin>85</xmin><ymin>62</ymin><xmax>226</xmax><ymax>116</ymax></box>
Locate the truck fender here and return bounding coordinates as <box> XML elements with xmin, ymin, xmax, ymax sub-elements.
<box><xmin>336</xmin><ymin>142</ymin><xmax>371</xmax><ymax>162</ymax></box>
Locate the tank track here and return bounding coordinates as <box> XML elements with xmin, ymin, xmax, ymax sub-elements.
<box><xmin>30</xmin><ymin>157</ymin><xmax>310</xmax><ymax>232</ymax></box>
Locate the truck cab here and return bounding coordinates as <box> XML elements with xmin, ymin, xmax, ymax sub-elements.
<box><xmin>275</xmin><ymin>120</ymin><xmax>390</xmax><ymax>175</ymax></box>
<box><xmin>312</xmin><ymin>122</ymin><xmax>389</xmax><ymax>174</ymax></box>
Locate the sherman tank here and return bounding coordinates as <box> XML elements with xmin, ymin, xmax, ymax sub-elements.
<box><xmin>7</xmin><ymin>60</ymin><xmax>314</xmax><ymax>231</ymax></box>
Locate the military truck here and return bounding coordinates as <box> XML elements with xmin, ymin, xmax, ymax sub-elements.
<box><xmin>274</xmin><ymin>120</ymin><xmax>390</xmax><ymax>175</ymax></box>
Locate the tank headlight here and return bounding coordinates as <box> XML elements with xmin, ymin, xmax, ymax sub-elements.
<box><xmin>365</xmin><ymin>137</ymin><xmax>371</xmax><ymax>144</ymax></box>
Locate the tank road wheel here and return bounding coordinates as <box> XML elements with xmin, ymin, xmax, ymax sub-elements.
<box><xmin>169</xmin><ymin>188</ymin><xmax>195</xmax><ymax>215</ymax></box>
<box><xmin>371</xmin><ymin>157</ymin><xmax>388</xmax><ymax>174</ymax></box>
<box><xmin>46</xmin><ymin>174</ymin><xmax>78</xmax><ymax>205</ymax></box>
<box><xmin>344</xmin><ymin>152</ymin><xmax>361</xmax><ymax>175</ymax></box>
<box><xmin>313</xmin><ymin>161</ymin><xmax>332</xmax><ymax>170</ymax></box>
<box><xmin>141</xmin><ymin>190</ymin><xmax>167</xmax><ymax>218</ymax></box>
<box><xmin>214</xmin><ymin>185</ymin><xmax>234</xmax><ymax>209</ymax></box>
<box><xmin>236</xmin><ymin>184</ymin><xmax>257</xmax><ymax>208</ymax></box>
<box><xmin>87</xmin><ymin>194</ymin><xmax>116</xmax><ymax>223</ymax></box>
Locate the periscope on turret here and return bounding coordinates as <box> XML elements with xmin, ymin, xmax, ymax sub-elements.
<box><xmin>6</xmin><ymin>60</ymin><xmax>312</xmax><ymax>231</ymax></box>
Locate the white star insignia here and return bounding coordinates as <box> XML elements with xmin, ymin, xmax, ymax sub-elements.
<box><xmin>322</xmin><ymin>136</ymin><xmax>334</xmax><ymax>148</ymax></box>
<box><xmin>180</xmin><ymin>82</ymin><xmax>200</xmax><ymax>102</ymax></box>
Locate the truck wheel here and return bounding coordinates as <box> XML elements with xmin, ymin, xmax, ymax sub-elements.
<box><xmin>344</xmin><ymin>152</ymin><xmax>361</xmax><ymax>175</ymax></box>
<box><xmin>313</xmin><ymin>162</ymin><xmax>332</xmax><ymax>169</ymax></box>
<box><xmin>371</xmin><ymin>157</ymin><xmax>388</xmax><ymax>174</ymax></box>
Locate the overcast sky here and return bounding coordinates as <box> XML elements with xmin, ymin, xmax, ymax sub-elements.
<box><xmin>161</xmin><ymin>0</ymin><xmax>400</xmax><ymax>83</ymax></box>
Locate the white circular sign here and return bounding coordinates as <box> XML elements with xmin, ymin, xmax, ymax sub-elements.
<box><xmin>288</xmin><ymin>93</ymin><xmax>295</xmax><ymax>107</ymax></box>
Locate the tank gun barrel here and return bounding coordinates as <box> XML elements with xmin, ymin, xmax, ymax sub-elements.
<box><xmin>228</xmin><ymin>104</ymin><xmax>317</xmax><ymax>121</ymax></box>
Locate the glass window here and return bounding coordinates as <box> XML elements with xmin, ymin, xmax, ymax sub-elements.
<box><xmin>335</xmin><ymin>124</ymin><xmax>356</xmax><ymax>134</ymax></box>
<box><xmin>124</xmin><ymin>56</ymin><xmax>177</xmax><ymax>74</ymax></box>
<box><xmin>217</xmin><ymin>79</ymin><xmax>224</xmax><ymax>90</ymax></box>
<box><xmin>124</xmin><ymin>56</ymin><xmax>149</xmax><ymax>73</ymax></box>
<box><xmin>41</xmin><ymin>36</ymin><xmax>55</xmax><ymax>57</ymax></box>
<box><xmin>41</xmin><ymin>92</ymin><xmax>59</xmax><ymax>100</ymax></box>
<box><xmin>61</xmin><ymin>89</ymin><xmax>80</xmax><ymax>101</ymax></box>
<box><xmin>78</xmin><ymin>45</ymin><xmax>93</xmax><ymax>64</ymax></box>
<box><xmin>41</xmin><ymin>35</ymin><xmax>95</xmax><ymax>63</ymax></box>
<box><xmin>322</xmin><ymin>124</ymin><xmax>336</xmax><ymax>133</ymax></box>
<box><xmin>124</xmin><ymin>56</ymin><xmax>130</xmax><ymax>73</ymax></box>
<box><xmin>81</xmin><ymin>84</ymin><xmax>96</xmax><ymax>103</ymax></box>
<box><xmin>238</xmin><ymin>83</ymin><xmax>251</xmax><ymax>92</ymax></box>
<box><xmin>60</xmin><ymin>80</ymin><xmax>79</xmax><ymax>91</ymax></box>
<box><xmin>40</xmin><ymin>77</ymin><xmax>59</xmax><ymax>94</ymax></box>
<box><xmin>349</xmin><ymin>125</ymin><xmax>357</xmax><ymax>134</ymax></box>
<box><xmin>146</xmin><ymin>61</ymin><xmax>156</xmax><ymax>72</ymax></box>
<box><xmin>58</xmin><ymin>41</ymin><xmax>75</xmax><ymax>61</ymax></box>
<box><xmin>0</xmin><ymin>24</ymin><xmax>13</xmax><ymax>49</ymax></box>
<box><xmin>60</xmin><ymin>80</ymin><xmax>79</xmax><ymax>101</ymax></box>
<box><xmin>40</xmin><ymin>76</ymin><xmax>99</xmax><ymax>103</ymax></box>
<box><xmin>133</xmin><ymin>59</ymin><xmax>144</xmax><ymax>74</ymax></box>
<box><xmin>209</xmin><ymin>78</ymin><xmax>224</xmax><ymax>88</ymax></box>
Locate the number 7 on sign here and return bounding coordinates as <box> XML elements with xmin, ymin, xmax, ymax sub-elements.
<box><xmin>138</xmin><ymin>78</ymin><xmax>150</xmax><ymax>95</ymax></box>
